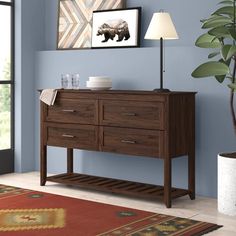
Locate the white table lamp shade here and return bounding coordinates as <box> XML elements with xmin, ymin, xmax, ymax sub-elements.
<box><xmin>145</xmin><ymin>12</ymin><xmax>178</xmax><ymax>40</ymax></box>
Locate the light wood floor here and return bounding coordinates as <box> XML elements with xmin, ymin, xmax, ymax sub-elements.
<box><xmin>0</xmin><ymin>172</ymin><xmax>235</xmax><ymax>235</ymax></box>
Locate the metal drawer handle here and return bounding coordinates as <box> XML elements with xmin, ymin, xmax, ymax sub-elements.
<box><xmin>62</xmin><ymin>134</ymin><xmax>75</xmax><ymax>138</ymax></box>
<box><xmin>121</xmin><ymin>140</ymin><xmax>136</xmax><ymax>144</ymax></box>
<box><xmin>62</xmin><ymin>109</ymin><xmax>76</xmax><ymax>113</ymax></box>
<box><xmin>121</xmin><ymin>112</ymin><xmax>136</xmax><ymax>116</ymax></box>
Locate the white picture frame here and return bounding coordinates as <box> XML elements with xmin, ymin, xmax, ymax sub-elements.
<box><xmin>91</xmin><ymin>7</ymin><xmax>141</xmax><ymax>49</ymax></box>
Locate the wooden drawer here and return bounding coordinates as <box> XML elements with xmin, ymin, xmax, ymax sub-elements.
<box><xmin>100</xmin><ymin>127</ymin><xmax>164</xmax><ymax>158</ymax></box>
<box><xmin>99</xmin><ymin>100</ymin><xmax>165</xmax><ymax>130</ymax></box>
<box><xmin>46</xmin><ymin>98</ymin><xmax>98</xmax><ymax>125</ymax></box>
<box><xmin>47</xmin><ymin>124</ymin><xmax>98</xmax><ymax>150</ymax></box>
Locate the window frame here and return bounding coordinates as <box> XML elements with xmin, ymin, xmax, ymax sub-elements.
<box><xmin>0</xmin><ymin>0</ymin><xmax>15</xmax><ymax>153</ymax></box>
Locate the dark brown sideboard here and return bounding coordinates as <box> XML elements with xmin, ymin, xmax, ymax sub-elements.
<box><xmin>40</xmin><ymin>89</ymin><xmax>196</xmax><ymax>208</ymax></box>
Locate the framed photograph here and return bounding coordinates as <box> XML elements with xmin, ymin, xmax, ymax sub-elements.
<box><xmin>91</xmin><ymin>7</ymin><xmax>141</xmax><ymax>48</ymax></box>
<box><xmin>57</xmin><ymin>0</ymin><xmax>125</xmax><ymax>50</ymax></box>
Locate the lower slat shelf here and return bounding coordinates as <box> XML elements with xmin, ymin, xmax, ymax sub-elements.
<box><xmin>46</xmin><ymin>173</ymin><xmax>190</xmax><ymax>200</ymax></box>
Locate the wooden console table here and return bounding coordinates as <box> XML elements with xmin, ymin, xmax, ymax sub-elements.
<box><xmin>40</xmin><ymin>89</ymin><xmax>196</xmax><ymax>208</ymax></box>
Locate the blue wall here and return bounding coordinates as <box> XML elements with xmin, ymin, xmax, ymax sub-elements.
<box><xmin>15</xmin><ymin>0</ymin><xmax>45</xmax><ymax>172</ymax></box>
<box><xmin>28</xmin><ymin>0</ymin><xmax>236</xmax><ymax>198</ymax></box>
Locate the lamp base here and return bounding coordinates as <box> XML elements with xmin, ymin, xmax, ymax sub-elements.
<box><xmin>153</xmin><ymin>88</ymin><xmax>170</xmax><ymax>92</ymax></box>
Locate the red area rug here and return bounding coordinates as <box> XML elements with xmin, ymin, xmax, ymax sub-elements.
<box><xmin>0</xmin><ymin>184</ymin><xmax>221</xmax><ymax>235</ymax></box>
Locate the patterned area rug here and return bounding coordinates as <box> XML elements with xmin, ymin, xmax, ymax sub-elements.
<box><xmin>0</xmin><ymin>184</ymin><xmax>221</xmax><ymax>236</ymax></box>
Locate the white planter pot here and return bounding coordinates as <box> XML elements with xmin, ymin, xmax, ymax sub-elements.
<box><xmin>218</xmin><ymin>153</ymin><xmax>236</xmax><ymax>216</ymax></box>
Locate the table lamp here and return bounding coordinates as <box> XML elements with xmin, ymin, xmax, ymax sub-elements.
<box><xmin>145</xmin><ymin>11</ymin><xmax>179</xmax><ymax>92</ymax></box>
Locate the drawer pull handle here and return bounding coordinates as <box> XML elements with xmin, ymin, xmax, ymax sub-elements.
<box><xmin>62</xmin><ymin>109</ymin><xmax>76</xmax><ymax>113</ymax></box>
<box><xmin>121</xmin><ymin>140</ymin><xmax>136</xmax><ymax>144</ymax></box>
<box><xmin>62</xmin><ymin>134</ymin><xmax>75</xmax><ymax>138</ymax></box>
<box><xmin>121</xmin><ymin>112</ymin><xmax>136</xmax><ymax>116</ymax></box>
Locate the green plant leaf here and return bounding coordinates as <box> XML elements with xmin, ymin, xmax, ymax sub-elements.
<box><xmin>221</xmin><ymin>45</ymin><xmax>231</xmax><ymax>60</ymax></box>
<box><xmin>195</xmin><ymin>33</ymin><xmax>222</xmax><ymax>48</ymax></box>
<box><xmin>200</xmin><ymin>19</ymin><xmax>208</xmax><ymax>23</ymax></box>
<box><xmin>221</xmin><ymin>45</ymin><xmax>236</xmax><ymax>60</ymax></box>
<box><xmin>208</xmin><ymin>52</ymin><xmax>220</xmax><ymax>58</ymax></box>
<box><xmin>220</xmin><ymin>57</ymin><xmax>231</xmax><ymax>67</ymax></box>
<box><xmin>215</xmin><ymin>58</ymin><xmax>232</xmax><ymax>82</ymax></box>
<box><xmin>212</xmin><ymin>6</ymin><xmax>235</xmax><ymax>17</ymax></box>
<box><xmin>192</xmin><ymin>61</ymin><xmax>230</xmax><ymax>78</ymax></box>
<box><xmin>226</xmin><ymin>75</ymin><xmax>233</xmax><ymax>80</ymax></box>
<box><xmin>229</xmin><ymin>27</ymin><xmax>236</xmax><ymax>40</ymax></box>
<box><xmin>215</xmin><ymin>74</ymin><xmax>227</xmax><ymax>82</ymax></box>
<box><xmin>219</xmin><ymin>0</ymin><xmax>234</xmax><ymax>5</ymax></box>
<box><xmin>202</xmin><ymin>14</ymin><xmax>226</xmax><ymax>25</ymax></box>
<box><xmin>201</xmin><ymin>15</ymin><xmax>220</xmax><ymax>23</ymax></box>
<box><xmin>202</xmin><ymin>15</ymin><xmax>232</xmax><ymax>29</ymax></box>
<box><xmin>208</xmin><ymin>26</ymin><xmax>232</xmax><ymax>38</ymax></box>
<box><xmin>228</xmin><ymin>83</ymin><xmax>236</xmax><ymax>90</ymax></box>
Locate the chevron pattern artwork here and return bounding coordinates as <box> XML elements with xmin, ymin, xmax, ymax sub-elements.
<box><xmin>57</xmin><ymin>0</ymin><xmax>125</xmax><ymax>49</ymax></box>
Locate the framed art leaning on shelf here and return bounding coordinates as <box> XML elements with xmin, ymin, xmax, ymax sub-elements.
<box><xmin>57</xmin><ymin>0</ymin><xmax>125</xmax><ymax>49</ymax></box>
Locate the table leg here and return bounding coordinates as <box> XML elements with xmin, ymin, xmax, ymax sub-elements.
<box><xmin>164</xmin><ymin>157</ymin><xmax>172</xmax><ymax>208</ymax></box>
<box><xmin>188</xmin><ymin>152</ymin><xmax>195</xmax><ymax>200</ymax></box>
<box><xmin>67</xmin><ymin>148</ymin><xmax>73</xmax><ymax>174</ymax></box>
<box><xmin>40</xmin><ymin>145</ymin><xmax>47</xmax><ymax>186</ymax></box>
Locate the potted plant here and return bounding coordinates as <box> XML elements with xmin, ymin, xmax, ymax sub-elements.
<box><xmin>192</xmin><ymin>0</ymin><xmax>236</xmax><ymax>216</ymax></box>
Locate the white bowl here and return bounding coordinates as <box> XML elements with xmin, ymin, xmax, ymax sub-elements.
<box><xmin>86</xmin><ymin>81</ymin><xmax>112</xmax><ymax>87</ymax></box>
<box><xmin>89</xmin><ymin>76</ymin><xmax>111</xmax><ymax>83</ymax></box>
<box><xmin>86</xmin><ymin>81</ymin><xmax>112</xmax><ymax>90</ymax></box>
<box><xmin>87</xmin><ymin>86</ymin><xmax>112</xmax><ymax>91</ymax></box>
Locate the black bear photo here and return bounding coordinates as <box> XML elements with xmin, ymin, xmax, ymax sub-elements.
<box><xmin>96</xmin><ymin>19</ymin><xmax>130</xmax><ymax>43</ymax></box>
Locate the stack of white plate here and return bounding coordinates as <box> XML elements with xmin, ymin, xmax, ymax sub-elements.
<box><xmin>86</xmin><ymin>76</ymin><xmax>112</xmax><ymax>90</ymax></box>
